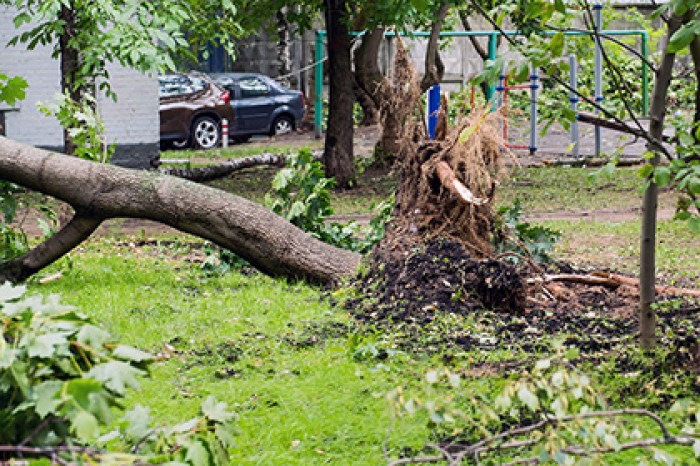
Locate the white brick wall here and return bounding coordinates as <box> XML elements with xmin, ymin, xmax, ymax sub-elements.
<box><xmin>0</xmin><ymin>6</ymin><xmax>63</xmax><ymax>147</ymax></box>
<box><xmin>97</xmin><ymin>64</ymin><xmax>159</xmax><ymax>147</ymax></box>
<box><xmin>0</xmin><ymin>6</ymin><xmax>158</xmax><ymax>149</ymax></box>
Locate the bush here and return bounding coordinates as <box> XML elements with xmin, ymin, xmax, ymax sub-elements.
<box><xmin>0</xmin><ymin>283</ymin><xmax>236</xmax><ymax>464</ymax></box>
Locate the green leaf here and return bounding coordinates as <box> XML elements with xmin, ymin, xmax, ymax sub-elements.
<box><xmin>33</xmin><ymin>381</ymin><xmax>62</xmax><ymax>417</ymax></box>
<box><xmin>76</xmin><ymin>324</ymin><xmax>111</xmax><ymax>349</ymax></box>
<box><xmin>201</xmin><ymin>396</ymin><xmax>235</xmax><ymax>423</ymax></box>
<box><xmin>518</xmin><ymin>386</ymin><xmax>539</xmax><ymax>411</ymax></box>
<box><xmin>123</xmin><ymin>405</ymin><xmax>152</xmax><ymax>442</ymax></box>
<box><xmin>27</xmin><ymin>333</ymin><xmax>69</xmax><ymax>358</ymax></box>
<box><xmin>549</xmin><ymin>32</ymin><xmax>564</xmax><ymax>57</ymax></box>
<box><xmin>72</xmin><ymin>410</ymin><xmax>100</xmax><ymax>441</ymax></box>
<box><xmin>668</xmin><ymin>22</ymin><xmax>698</xmax><ymax>53</ymax></box>
<box><xmin>678</xmin><ymin>132</ymin><xmax>695</xmax><ymax>147</ymax></box>
<box><xmin>87</xmin><ymin>361</ymin><xmax>144</xmax><ymax>395</ymax></box>
<box><xmin>654</xmin><ymin>166</ymin><xmax>671</xmax><ymax>188</ymax></box>
<box><xmin>0</xmin><ymin>283</ymin><xmax>27</xmax><ymax>303</ymax></box>
<box><xmin>112</xmin><ymin>345</ymin><xmax>153</xmax><ymax>363</ymax></box>
<box><xmin>638</xmin><ymin>163</ymin><xmax>654</xmax><ymax>179</ymax></box>
<box><xmin>184</xmin><ymin>439</ymin><xmax>210</xmax><ymax>466</ymax></box>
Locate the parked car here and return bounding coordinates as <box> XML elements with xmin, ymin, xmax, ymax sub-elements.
<box><xmin>158</xmin><ymin>73</ymin><xmax>235</xmax><ymax>150</ymax></box>
<box><xmin>209</xmin><ymin>73</ymin><xmax>305</xmax><ymax>142</ymax></box>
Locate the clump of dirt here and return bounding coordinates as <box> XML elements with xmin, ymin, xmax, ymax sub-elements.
<box><xmin>344</xmin><ymin>237</ymin><xmax>700</xmax><ymax>375</ymax></box>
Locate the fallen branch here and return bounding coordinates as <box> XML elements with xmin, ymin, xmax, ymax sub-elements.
<box><xmin>528</xmin><ymin>272</ymin><xmax>700</xmax><ymax>297</ymax></box>
<box><xmin>434</xmin><ymin>161</ymin><xmax>488</xmax><ymax>205</ymax></box>
<box><xmin>157</xmin><ymin>150</ymin><xmax>324</xmax><ymax>182</ymax></box>
<box><xmin>388</xmin><ymin>409</ymin><xmax>695</xmax><ymax>465</ymax></box>
<box><xmin>576</xmin><ymin>112</ymin><xmax>673</xmax><ymax>144</ymax></box>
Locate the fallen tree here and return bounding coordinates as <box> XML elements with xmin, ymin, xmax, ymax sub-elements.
<box><xmin>0</xmin><ymin>136</ymin><xmax>360</xmax><ymax>284</ymax></box>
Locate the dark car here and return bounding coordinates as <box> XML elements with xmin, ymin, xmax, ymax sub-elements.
<box><xmin>209</xmin><ymin>73</ymin><xmax>305</xmax><ymax>142</ymax></box>
<box><xmin>159</xmin><ymin>74</ymin><xmax>235</xmax><ymax>150</ymax></box>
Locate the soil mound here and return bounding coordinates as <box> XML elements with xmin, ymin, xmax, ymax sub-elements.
<box><xmin>345</xmin><ymin>237</ymin><xmax>700</xmax><ymax>372</ymax></box>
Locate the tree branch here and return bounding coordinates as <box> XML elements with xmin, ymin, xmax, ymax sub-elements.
<box><xmin>389</xmin><ymin>409</ymin><xmax>692</xmax><ymax>465</ymax></box>
<box><xmin>420</xmin><ymin>2</ymin><xmax>450</xmax><ymax>92</ymax></box>
<box><xmin>0</xmin><ymin>213</ymin><xmax>103</xmax><ymax>283</ymax></box>
<box><xmin>157</xmin><ymin>152</ymin><xmax>290</xmax><ymax>181</ymax></box>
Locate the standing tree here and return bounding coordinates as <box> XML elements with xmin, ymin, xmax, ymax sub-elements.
<box><xmin>466</xmin><ymin>0</ymin><xmax>700</xmax><ymax>348</ymax></box>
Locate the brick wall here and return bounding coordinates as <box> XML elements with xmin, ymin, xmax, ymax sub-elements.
<box><xmin>0</xmin><ymin>6</ymin><xmax>159</xmax><ymax>167</ymax></box>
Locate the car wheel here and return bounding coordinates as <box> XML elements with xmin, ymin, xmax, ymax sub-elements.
<box><xmin>191</xmin><ymin>116</ymin><xmax>220</xmax><ymax>150</ymax></box>
<box><xmin>271</xmin><ymin>115</ymin><xmax>294</xmax><ymax>136</ymax></box>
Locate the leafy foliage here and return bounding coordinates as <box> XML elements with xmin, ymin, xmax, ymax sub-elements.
<box><xmin>390</xmin><ymin>346</ymin><xmax>700</xmax><ymax>465</ymax></box>
<box><xmin>0</xmin><ymin>72</ymin><xmax>27</xmax><ymax>107</ymax></box>
<box><xmin>493</xmin><ymin>199</ymin><xmax>560</xmax><ymax>263</ymax></box>
<box><xmin>266</xmin><ymin>149</ymin><xmax>392</xmax><ymax>252</ymax></box>
<box><xmin>39</xmin><ymin>92</ymin><xmax>114</xmax><ymax>163</ymax></box>
<box><xmin>0</xmin><ymin>284</ymin><xmax>236</xmax><ymax>464</ymax></box>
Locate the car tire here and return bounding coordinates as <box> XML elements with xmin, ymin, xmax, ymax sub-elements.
<box><xmin>271</xmin><ymin>115</ymin><xmax>294</xmax><ymax>136</ymax></box>
<box><xmin>191</xmin><ymin>116</ymin><xmax>220</xmax><ymax>150</ymax></box>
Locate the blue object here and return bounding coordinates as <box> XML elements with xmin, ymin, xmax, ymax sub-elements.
<box><xmin>427</xmin><ymin>85</ymin><xmax>441</xmax><ymax>140</ymax></box>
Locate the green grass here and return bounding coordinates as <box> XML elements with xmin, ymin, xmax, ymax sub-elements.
<box><xmin>499</xmin><ymin>166</ymin><xmax>677</xmax><ymax>213</ymax></box>
<box><xmin>161</xmin><ymin>140</ymin><xmax>322</xmax><ymax>162</ymax></box>
<box><xmin>544</xmin><ymin>218</ymin><xmax>700</xmax><ymax>283</ymax></box>
<box><xmin>34</xmin><ymin>240</ymin><xmax>435</xmax><ymax>464</ymax></box>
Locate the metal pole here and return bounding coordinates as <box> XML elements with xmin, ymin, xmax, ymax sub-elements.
<box><xmin>641</xmin><ymin>31</ymin><xmax>649</xmax><ymax>116</ymax></box>
<box><xmin>569</xmin><ymin>54</ymin><xmax>580</xmax><ymax>158</ymax></box>
<box><xmin>314</xmin><ymin>30</ymin><xmax>324</xmax><ymax>139</ymax></box>
<box><xmin>593</xmin><ymin>3</ymin><xmax>603</xmax><ymax>157</ymax></box>
<box><xmin>427</xmin><ymin>85</ymin><xmax>441</xmax><ymax>140</ymax></box>
<box><xmin>486</xmin><ymin>33</ymin><xmax>498</xmax><ymax>101</ymax></box>
<box><xmin>529</xmin><ymin>65</ymin><xmax>538</xmax><ymax>155</ymax></box>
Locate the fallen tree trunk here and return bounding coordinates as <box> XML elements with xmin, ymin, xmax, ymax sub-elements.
<box><xmin>0</xmin><ymin>137</ymin><xmax>360</xmax><ymax>283</ymax></box>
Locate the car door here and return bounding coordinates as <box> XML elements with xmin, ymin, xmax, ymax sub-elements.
<box><xmin>233</xmin><ymin>76</ymin><xmax>276</xmax><ymax>132</ymax></box>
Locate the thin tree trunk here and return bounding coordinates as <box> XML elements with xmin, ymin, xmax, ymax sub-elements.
<box><xmin>458</xmin><ymin>10</ymin><xmax>490</xmax><ymax>98</ymax></box>
<box><xmin>276</xmin><ymin>7</ymin><xmax>292</xmax><ymax>87</ymax></box>
<box><xmin>0</xmin><ymin>137</ymin><xmax>360</xmax><ymax>284</ymax></box>
<box><xmin>639</xmin><ymin>13</ymin><xmax>685</xmax><ymax>349</ymax></box>
<box><xmin>353</xmin><ymin>27</ymin><xmax>385</xmax><ymax>125</ymax></box>
<box><xmin>322</xmin><ymin>0</ymin><xmax>355</xmax><ymax>188</ymax></box>
<box><xmin>420</xmin><ymin>3</ymin><xmax>450</xmax><ymax>92</ymax></box>
<box><xmin>58</xmin><ymin>4</ymin><xmax>81</xmax><ymax>155</ymax></box>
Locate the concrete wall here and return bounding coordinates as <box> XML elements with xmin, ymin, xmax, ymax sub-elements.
<box><xmin>0</xmin><ymin>6</ymin><xmax>159</xmax><ymax>168</ymax></box>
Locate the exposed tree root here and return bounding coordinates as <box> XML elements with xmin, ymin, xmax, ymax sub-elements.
<box><xmin>532</xmin><ymin>272</ymin><xmax>700</xmax><ymax>298</ymax></box>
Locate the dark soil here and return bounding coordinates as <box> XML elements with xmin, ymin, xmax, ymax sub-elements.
<box><xmin>344</xmin><ymin>237</ymin><xmax>700</xmax><ymax>373</ymax></box>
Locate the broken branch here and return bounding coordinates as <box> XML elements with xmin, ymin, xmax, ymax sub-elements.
<box><xmin>434</xmin><ymin>161</ymin><xmax>488</xmax><ymax>205</ymax></box>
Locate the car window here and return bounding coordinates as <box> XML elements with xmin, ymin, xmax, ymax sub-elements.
<box><xmin>158</xmin><ymin>75</ymin><xmax>206</xmax><ymax>97</ymax></box>
<box><xmin>239</xmin><ymin>77</ymin><xmax>270</xmax><ymax>98</ymax></box>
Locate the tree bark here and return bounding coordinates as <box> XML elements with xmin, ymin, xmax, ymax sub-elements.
<box><xmin>0</xmin><ymin>137</ymin><xmax>360</xmax><ymax>284</ymax></box>
<box><xmin>458</xmin><ymin>10</ymin><xmax>492</xmax><ymax>99</ymax></box>
<box><xmin>639</xmin><ymin>13</ymin><xmax>685</xmax><ymax>349</ymax></box>
<box><xmin>353</xmin><ymin>28</ymin><xmax>385</xmax><ymax>126</ymax></box>
<box><xmin>58</xmin><ymin>4</ymin><xmax>81</xmax><ymax>155</ymax></box>
<box><xmin>420</xmin><ymin>3</ymin><xmax>450</xmax><ymax>93</ymax></box>
<box><xmin>322</xmin><ymin>0</ymin><xmax>356</xmax><ymax>189</ymax></box>
<box><xmin>276</xmin><ymin>7</ymin><xmax>293</xmax><ymax>87</ymax></box>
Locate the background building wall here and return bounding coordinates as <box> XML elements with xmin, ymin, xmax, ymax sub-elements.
<box><xmin>0</xmin><ymin>6</ymin><xmax>159</xmax><ymax>168</ymax></box>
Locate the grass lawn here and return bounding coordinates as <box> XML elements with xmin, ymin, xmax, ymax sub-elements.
<box><xmin>16</xmin><ymin>150</ymin><xmax>700</xmax><ymax>464</ymax></box>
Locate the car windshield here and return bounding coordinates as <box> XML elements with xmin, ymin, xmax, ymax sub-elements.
<box><xmin>158</xmin><ymin>75</ymin><xmax>207</xmax><ymax>98</ymax></box>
